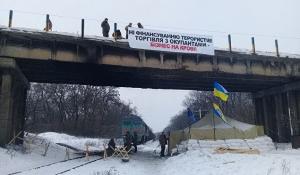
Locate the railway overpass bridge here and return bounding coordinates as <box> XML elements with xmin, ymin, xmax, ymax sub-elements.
<box><xmin>1</xmin><ymin>26</ymin><xmax>300</xmax><ymax>146</ymax></box>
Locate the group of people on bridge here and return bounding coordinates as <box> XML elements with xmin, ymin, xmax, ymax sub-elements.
<box><xmin>44</xmin><ymin>17</ymin><xmax>143</xmax><ymax>40</ymax></box>
<box><xmin>101</xmin><ymin>18</ymin><xmax>144</xmax><ymax>39</ymax></box>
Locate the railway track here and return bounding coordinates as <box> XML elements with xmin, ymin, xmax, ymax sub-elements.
<box><xmin>7</xmin><ymin>156</ymin><xmax>101</xmax><ymax>175</ymax></box>
<box><xmin>55</xmin><ymin>157</ymin><xmax>103</xmax><ymax>175</ymax></box>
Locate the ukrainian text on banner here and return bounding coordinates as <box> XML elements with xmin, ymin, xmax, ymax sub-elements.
<box><xmin>128</xmin><ymin>27</ymin><xmax>214</xmax><ymax>55</ymax></box>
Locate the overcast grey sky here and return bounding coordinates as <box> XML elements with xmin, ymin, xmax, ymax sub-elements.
<box><xmin>0</xmin><ymin>0</ymin><xmax>299</xmax><ymax>132</ymax></box>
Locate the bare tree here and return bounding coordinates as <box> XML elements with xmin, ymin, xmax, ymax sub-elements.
<box><xmin>25</xmin><ymin>83</ymin><xmax>137</xmax><ymax>137</ymax></box>
<box><xmin>166</xmin><ymin>91</ymin><xmax>255</xmax><ymax>131</ymax></box>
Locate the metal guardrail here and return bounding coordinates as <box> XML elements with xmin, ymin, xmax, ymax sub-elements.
<box><xmin>3</xmin><ymin>9</ymin><xmax>296</xmax><ymax>57</ymax></box>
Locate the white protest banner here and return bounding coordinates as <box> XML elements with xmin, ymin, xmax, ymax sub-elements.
<box><xmin>128</xmin><ymin>27</ymin><xmax>214</xmax><ymax>55</ymax></box>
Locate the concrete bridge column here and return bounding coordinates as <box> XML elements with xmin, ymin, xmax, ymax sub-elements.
<box><xmin>287</xmin><ymin>90</ymin><xmax>300</xmax><ymax>136</ymax></box>
<box><xmin>254</xmin><ymin>85</ymin><xmax>300</xmax><ymax>145</ymax></box>
<box><xmin>274</xmin><ymin>93</ymin><xmax>291</xmax><ymax>142</ymax></box>
<box><xmin>0</xmin><ymin>58</ymin><xmax>28</xmax><ymax>146</ymax></box>
<box><xmin>254</xmin><ymin>97</ymin><xmax>264</xmax><ymax>126</ymax></box>
<box><xmin>286</xmin><ymin>90</ymin><xmax>300</xmax><ymax>148</ymax></box>
<box><xmin>254</xmin><ymin>93</ymin><xmax>291</xmax><ymax>142</ymax></box>
<box><xmin>262</xmin><ymin>95</ymin><xmax>278</xmax><ymax>141</ymax></box>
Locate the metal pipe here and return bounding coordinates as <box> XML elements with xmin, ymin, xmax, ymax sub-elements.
<box><xmin>251</xmin><ymin>37</ymin><xmax>256</xmax><ymax>54</ymax></box>
<box><xmin>228</xmin><ymin>34</ymin><xmax>232</xmax><ymax>52</ymax></box>
<box><xmin>8</xmin><ymin>10</ymin><xmax>13</xmax><ymax>28</ymax></box>
<box><xmin>275</xmin><ymin>39</ymin><xmax>280</xmax><ymax>57</ymax></box>
<box><xmin>114</xmin><ymin>23</ymin><xmax>117</xmax><ymax>33</ymax></box>
<box><xmin>46</xmin><ymin>14</ymin><xmax>50</xmax><ymax>32</ymax></box>
<box><xmin>81</xmin><ymin>19</ymin><xmax>85</xmax><ymax>38</ymax></box>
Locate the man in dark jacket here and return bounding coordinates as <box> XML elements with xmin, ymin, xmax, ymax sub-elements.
<box><xmin>125</xmin><ymin>23</ymin><xmax>132</xmax><ymax>39</ymax></box>
<box><xmin>137</xmin><ymin>22</ymin><xmax>143</xmax><ymax>29</ymax></box>
<box><xmin>133</xmin><ymin>131</ymin><xmax>138</xmax><ymax>153</ymax></box>
<box><xmin>101</xmin><ymin>18</ymin><xmax>110</xmax><ymax>37</ymax></box>
<box><xmin>159</xmin><ymin>132</ymin><xmax>167</xmax><ymax>157</ymax></box>
<box><xmin>124</xmin><ymin>131</ymin><xmax>132</xmax><ymax>151</ymax></box>
<box><xmin>44</xmin><ymin>18</ymin><xmax>52</xmax><ymax>31</ymax></box>
<box><xmin>107</xmin><ymin>138</ymin><xmax>116</xmax><ymax>156</ymax></box>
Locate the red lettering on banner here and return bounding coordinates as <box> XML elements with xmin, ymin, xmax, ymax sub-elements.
<box><xmin>180</xmin><ymin>45</ymin><xmax>196</xmax><ymax>52</ymax></box>
<box><xmin>150</xmin><ymin>42</ymin><xmax>197</xmax><ymax>52</ymax></box>
<box><xmin>150</xmin><ymin>42</ymin><xmax>170</xmax><ymax>49</ymax></box>
<box><xmin>171</xmin><ymin>45</ymin><xmax>179</xmax><ymax>50</ymax></box>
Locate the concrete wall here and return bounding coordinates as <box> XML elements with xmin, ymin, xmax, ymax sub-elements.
<box><xmin>254</xmin><ymin>87</ymin><xmax>300</xmax><ymax>145</ymax></box>
<box><xmin>0</xmin><ymin>58</ymin><xmax>28</xmax><ymax>146</ymax></box>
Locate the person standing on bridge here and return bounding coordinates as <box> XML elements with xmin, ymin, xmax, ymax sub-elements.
<box><xmin>137</xmin><ymin>22</ymin><xmax>143</xmax><ymax>29</ymax></box>
<box><xmin>44</xmin><ymin>18</ymin><xmax>52</xmax><ymax>31</ymax></box>
<box><xmin>101</xmin><ymin>18</ymin><xmax>110</xmax><ymax>37</ymax></box>
<box><xmin>112</xmin><ymin>29</ymin><xmax>123</xmax><ymax>39</ymax></box>
<box><xmin>125</xmin><ymin>23</ymin><xmax>132</xmax><ymax>39</ymax></box>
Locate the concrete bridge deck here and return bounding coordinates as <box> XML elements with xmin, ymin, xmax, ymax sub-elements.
<box><xmin>1</xmin><ymin>26</ymin><xmax>300</xmax><ymax>92</ymax></box>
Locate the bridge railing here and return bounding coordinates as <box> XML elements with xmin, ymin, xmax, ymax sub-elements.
<box><xmin>1</xmin><ymin>9</ymin><xmax>299</xmax><ymax>57</ymax></box>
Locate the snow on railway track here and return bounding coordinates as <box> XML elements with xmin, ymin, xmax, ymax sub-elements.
<box><xmin>8</xmin><ymin>156</ymin><xmax>102</xmax><ymax>175</ymax></box>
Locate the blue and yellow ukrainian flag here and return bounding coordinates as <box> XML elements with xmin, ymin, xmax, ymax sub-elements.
<box><xmin>187</xmin><ymin>108</ymin><xmax>196</xmax><ymax>123</ymax></box>
<box><xmin>213</xmin><ymin>82</ymin><xmax>229</xmax><ymax>102</ymax></box>
<box><xmin>213</xmin><ymin>103</ymin><xmax>227</xmax><ymax>123</ymax></box>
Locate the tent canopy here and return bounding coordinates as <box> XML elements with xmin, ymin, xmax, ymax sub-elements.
<box><xmin>168</xmin><ymin>111</ymin><xmax>264</xmax><ymax>152</ymax></box>
<box><xmin>185</xmin><ymin>111</ymin><xmax>264</xmax><ymax>140</ymax></box>
<box><xmin>190</xmin><ymin>112</ymin><xmax>255</xmax><ymax>131</ymax></box>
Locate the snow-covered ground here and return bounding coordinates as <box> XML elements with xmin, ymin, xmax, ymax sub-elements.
<box><xmin>1</xmin><ymin>132</ymin><xmax>300</xmax><ymax>175</ymax></box>
<box><xmin>175</xmin><ymin>136</ymin><xmax>276</xmax><ymax>153</ymax></box>
<box><xmin>37</xmin><ymin>132</ymin><xmax>111</xmax><ymax>151</ymax></box>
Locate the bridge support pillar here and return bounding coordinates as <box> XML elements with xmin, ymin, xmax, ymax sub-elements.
<box><xmin>287</xmin><ymin>91</ymin><xmax>300</xmax><ymax>136</ymax></box>
<box><xmin>254</xmin><ymin>85</ymin><xmax>300</xmax><ymax>146</ymax></box>
<box><xmin>254</xmin><ymin>93</ymin><xmax>292</xmax><ymax>142</ymax></box>
<box><xmin>0</xmin><ymin>58</ymin><xmax>28</xmax><ymax>147</ymax></box>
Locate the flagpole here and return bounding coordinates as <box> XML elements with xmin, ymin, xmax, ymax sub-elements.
<box><xmin>188</xmin><ymin>117</ymin><xmax>191</xmax><ymax>140</ymax></box>
<box><xmin>227</xmin><ymin>122</ymin><xmax>251</xmax><ymax>149</ymax></box>
<box><xmin>187</xmin><ymin>108</ymin><xmax>196</xmax><ymax>140</ymax></box>
<box><xmin>212</xmin><ymin>111</ymin><xmax>216</xmax><ymax>140</ymax></box>
<box><xmin>188</xmin><ymin>125</ymin><xmax>191</xmax><ymax>140</ymax></box>
<box><xmin>287</xmin><ymin>91</ymin><xmax>294</xmax><ymax>137</ymax></box>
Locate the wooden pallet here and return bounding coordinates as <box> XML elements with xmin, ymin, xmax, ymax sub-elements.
<box><xmin>214</xmin><ymin>147</ymin><xmax>260</xmax><ymax>154</ymax></box>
